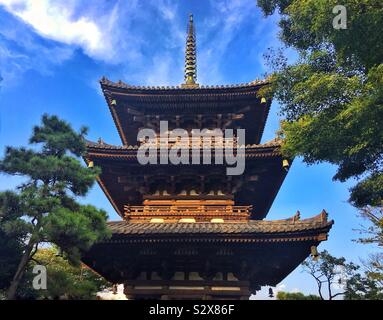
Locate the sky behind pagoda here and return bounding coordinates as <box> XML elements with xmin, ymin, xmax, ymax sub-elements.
<box><xmin>0</xmin><ymin>0</ymin><xmax>378</xmax><ymax>299</ymax></box>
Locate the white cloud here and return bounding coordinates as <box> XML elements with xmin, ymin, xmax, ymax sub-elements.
<box><xmin>0</xmin><ymin>0</ymin><xmax>119</xmax><ymax>61</ymax></box>
<box><xmin>198</xmin><ymin>0</ymin><xmax>265</xmax><ymax>84</ymax></box>
<box><xmin>0</xmin><ymin>9</ymin><xmax>73</xmax><ymax>86</ymax></box>
<box><xmin>145</xmin><ymin>54</ymin><xmax>180</xmax><ymax>86</ymax></box>
<box><xmin>0</xmin><ymin>0</ymin><xmax>185</xmax><ymax>85</ymax></box>
<box><xmin>0</xmin><ymin>0</ymin><xmax>282</xmax><ymax>88</ymax></box>
<box><xmin>277</xmin><ymin>283</ymin><xmax>286</xmax><ymax>291</ymax></box>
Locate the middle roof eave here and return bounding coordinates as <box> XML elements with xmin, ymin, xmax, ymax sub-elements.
<box><xmin>84</xmin><ymin>138</ymin><xmax>284</xmax><ymax>160</ymax></box>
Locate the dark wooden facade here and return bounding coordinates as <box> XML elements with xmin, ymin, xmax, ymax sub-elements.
<box><xmin>82</xmin><ymin>15</ymin><xmax>333</xmax><ymax>300</ymax></box>
<box><xmin>85</xmin><ymin>138</ymin><xmax>287</xmax><ymax>220</ymax></box>
<box><xmin>83</xmin><ymin>212</ymin><xmax>333</xmax><ymax>300</ymax></box>
<box><xmin>100</xmin><ymin>77</ymin><xmax>271</xmax><ymax>146</ymax></box>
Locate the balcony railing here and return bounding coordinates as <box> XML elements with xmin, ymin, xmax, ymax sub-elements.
<box><xmin>139</xmin><ymin>137</ymin><xmax>240</xmax><ymax>148</ymax></box>
<box><xmin>124</xmin><ymin>205</ymin><xmax>251</xmax><ymax>222</ymax></box>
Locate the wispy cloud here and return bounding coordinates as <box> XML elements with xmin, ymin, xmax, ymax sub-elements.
<box><xmin>0</xmin><ymin>8</ymin><xmax>73</xmax><ymax>86</ymax></box>
<box><xmin>197</xmin><ymin>0</ymin><xmax>281</xmax><ymax>84</ymax></box>
<box><xmin>117</xmin><ymin>0</ymin><xmax>185</xmax><ymax>86</ymax></box>
<box><xmin>0</xmin><ymin>0</ymin><xmax>183</xmax><ymax>86</ymax></box>
<box><xmin>0</xmin><ymin>0</ymin><xmax>128</xmax><ymax>62</ymax></box>
<box><xmin>0</xmin><ymin>0</ymin><xmax>283</xmax><ymax>88</ymax></box>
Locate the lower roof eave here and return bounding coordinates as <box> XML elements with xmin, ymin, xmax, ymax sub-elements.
<box><xmin>101</xmin><ymin>233</ymin><xmax>331</xmax><ymax>245</ymax></box>
<box><xmin>98</xmin><ymin>212</ymin><xmax>334</xmax><ymax>245</ymax></box>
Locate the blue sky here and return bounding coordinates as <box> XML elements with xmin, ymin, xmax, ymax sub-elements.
<box><xmin>0</xmin><ymin>0</ymin><xmax>378</xmax><ymax>299</ymax></box>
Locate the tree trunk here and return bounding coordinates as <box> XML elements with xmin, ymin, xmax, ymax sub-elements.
<box><xmin>6</xmin><ymin>239</ymin><xmax>35</xmax><ymax>300</ymax></box>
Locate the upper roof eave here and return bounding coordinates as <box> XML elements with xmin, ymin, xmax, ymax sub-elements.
<box><xmin>100</xmin><ymin>77</ymin><xmax>271</xmax><ymax>94</ymax></box>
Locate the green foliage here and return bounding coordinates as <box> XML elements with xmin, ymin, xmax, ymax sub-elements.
<box><xmin>257</xmin><ymin>0</ymin><xmax>383</xmax><ymax>208</ymax></box>
<box><xmin>346</xmin><ymin>272</ymin><xmax>383</xmax><ymax>299</ymax></box>
<box><xmin>258</xmin><ymin>0</ymin><xmax>382</xmax><ymax>69</ymax></box>
<box><xmin>356</xmin><ymin>206</ymin><xmax>383</xmax><ymax>246</ymax></box>
<box><xmin>276</xmin><ymin>291</ymin><xmax>321</xmax><ymax>300</ymax></box>
<box><xmin>31</xmin><ymin>248</ymin><xmax>110</xmax><ymax>300</ymax></box>
<box><xmin>44</xmin><ymin>205</ymin><xmax>110</xmax><ymax>264</ymax></box>
<box><xmin>302</xmin><ymin>250</ymin><xmax>383</xmax><ymax>299</ymax></box>
<box><xmin>0</xmin><ymin>191</ymin><xmax>29</xmax><ymax>292</ymax></box>
<box><xmin>0</xmin><ymin>229</ymin><xmax>22</xmax><ymax>290</ymax></box>
<box><xmin>345</xmin><ymin>253</ymin><xmax>383</xmax><ymax>299</ymax></box>
<box><xmin>0</xmin><ymin>114</ymin><xmax>110</xmax><ymax>299</ymax></box>
<box><xmin>302</xmin><ymin>250</ymin><xmax>360</xmax><ymax>300</ymax></box>
<box><xmin>1</xmin><ymin>115</ymin><xmax>99</xmax><ymax>197</ymax></box>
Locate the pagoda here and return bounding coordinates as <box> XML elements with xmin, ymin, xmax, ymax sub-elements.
<box><xmin>82</xmin><ymin>15</ymin><xmax>333</xmax><ymax>300</ymax></box>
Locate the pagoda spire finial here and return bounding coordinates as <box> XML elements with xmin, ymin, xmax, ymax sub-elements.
<box><xmin>182</xmin><ymin>14</ymin><xmax>199</xmax><ymax>88</ymax></box>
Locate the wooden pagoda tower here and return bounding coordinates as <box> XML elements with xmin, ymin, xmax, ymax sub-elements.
<box><xmin>82</xmin><ymin>15</ymin><xmax>333</xmax><ymax>300</ymax></box>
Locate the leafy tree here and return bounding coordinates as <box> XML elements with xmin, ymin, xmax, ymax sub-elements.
<box><xmin>0</xmin><ymin>191</ymin><xmax>27</xmax><ymax>295</ymax></box>
<box><xmin>256</xmin><ymin>2</ymin><xmax>383</xmax><ymax>298</ymax></box>
<box><xmin>302</xmin><ymin>250</ymin><xmax>359</xmax><ymax>299</ymax></box>
<box><xmin>0</xmin><ymin>231</ymin><xmax>22</xmax><ymax>297</ymax></box>
<box><xmin>257</xmin><ymin>0</ymin><xmax>383</xmax><ymax>208</ymax></box>
<box><xmin>302</xmin><ymin>250</ymin><xmax>383</xmax><ymax>299</ymax></box>
<box><xmin>356</xmin><ymin>206</ymin><xmax>383</xmax><ymax>246</ymax></box>
<box><xmin>30</xmin><ymin>248</ymin><xmax>110</xmax><ymax>300</ymax></box>
<box><xmin>276</xmin><ymin>291</ymin><xmax>321</xmax><ymax>300</ymax></box>
<box><xmin>364</xmin><ymin>253</ymin><xmax>383</xmax><ymax>286</ymax></box>
<box><xmin>345</xmin><ymin>253</ymin><xmax>383</xmax><ymax>299</ymax></box>
<box><xmin>0</xmin><ymin>115</ymin><xmax>110</xmax><ymax>300</ymax></box>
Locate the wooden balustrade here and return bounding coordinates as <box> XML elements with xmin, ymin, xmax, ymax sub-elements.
<box><xmin>124</xmin><ymin>204</ymin><xmax>252</xmax><ymax>222</ymax></box>
<box><xmin>138</xmin><ymin>136</ymin><xmax>239</xmax><ymax>148</ymax></box>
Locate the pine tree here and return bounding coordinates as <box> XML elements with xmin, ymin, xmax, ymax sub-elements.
<box><xmin>0</xmin><ymin>114</ymin><xmax>110</xmax><ymax>299</ymax></box>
